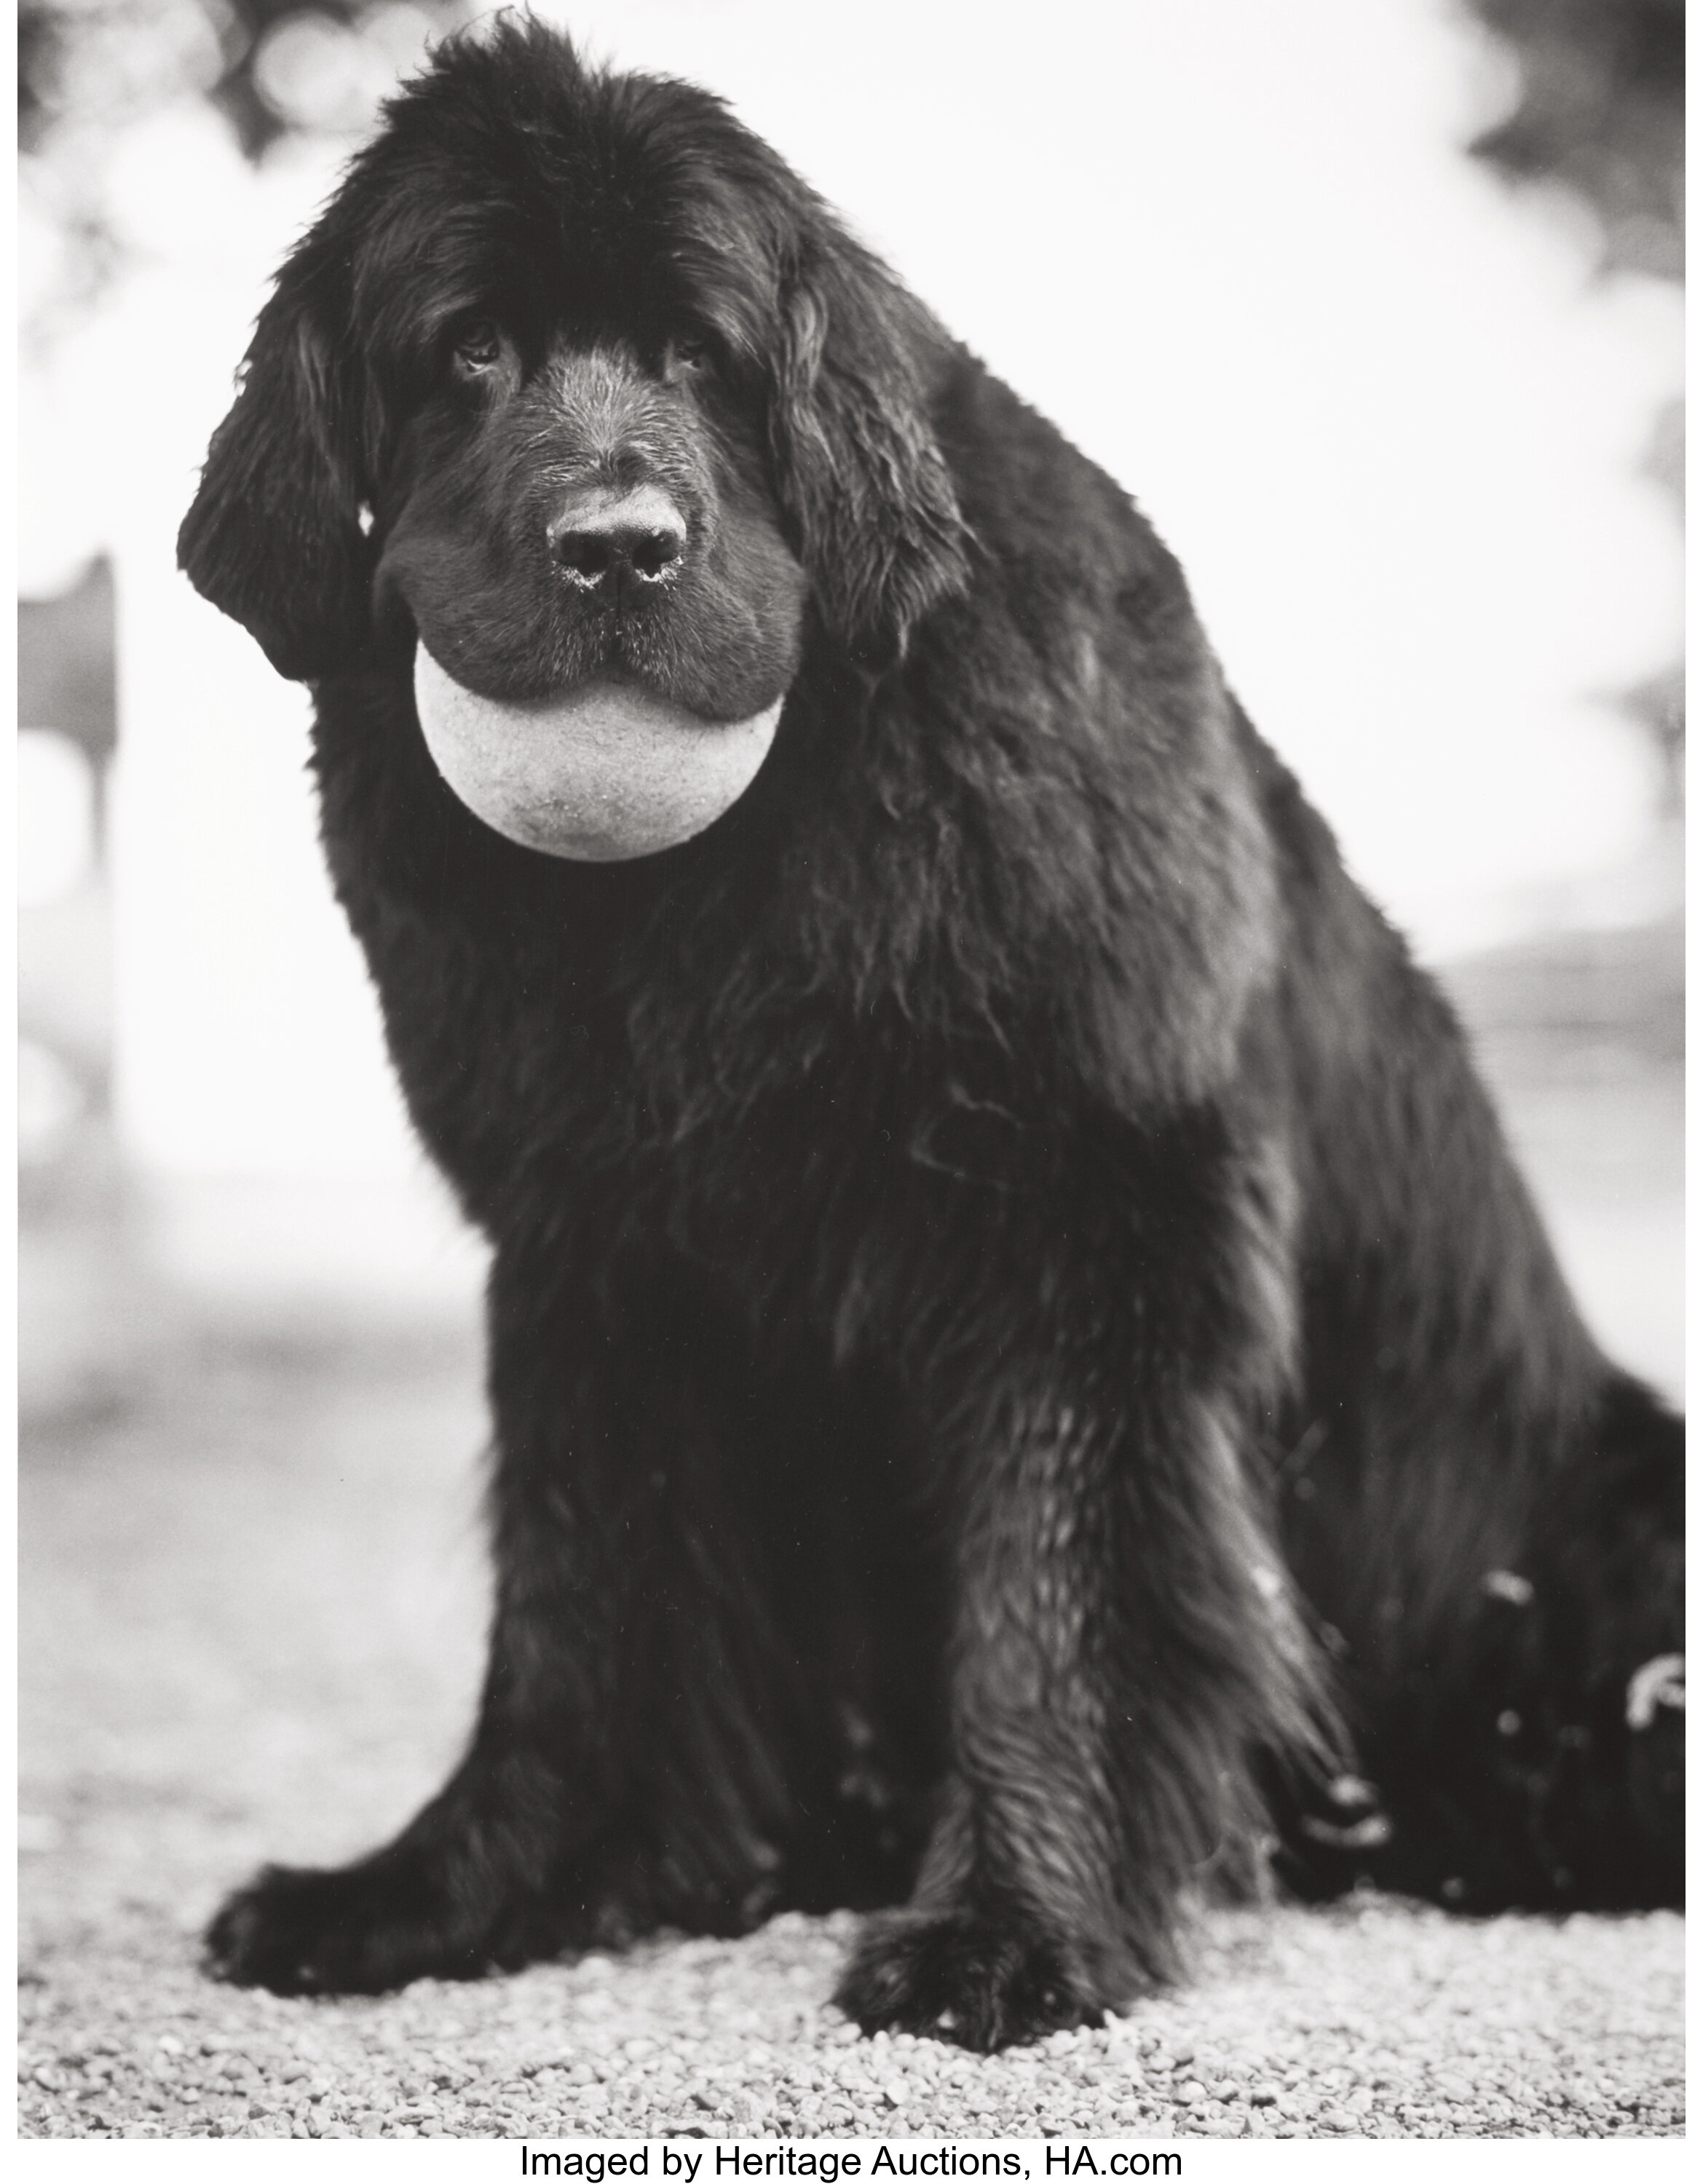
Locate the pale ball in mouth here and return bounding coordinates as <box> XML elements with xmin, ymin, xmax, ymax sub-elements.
<box><xmin>414</xmin><ymin>644</ymin><xmax>783</xmax><ymax>862</ymax></box>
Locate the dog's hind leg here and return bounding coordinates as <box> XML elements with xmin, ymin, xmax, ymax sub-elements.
<box><xmin>1258</xmin><ymin>836</ymin><xmax>1686</xmax><ymax>1911</ymax></box>
<box><xmin>1277</xmin><ymin>1361</ymin><xmax>1684</xmax><ymax>1912</ymax></box>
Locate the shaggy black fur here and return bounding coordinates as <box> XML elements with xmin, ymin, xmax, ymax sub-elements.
<box><xmin>179</xmin><ymin>19</ymin><xmax>1683</xmax><ymax>2050</ymax></box>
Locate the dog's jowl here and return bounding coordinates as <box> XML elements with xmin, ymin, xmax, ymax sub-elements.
<box><xmin>178</xmin><ymin>20</ymin><xmax>1683</xmax><ymax>2051</ymax></box>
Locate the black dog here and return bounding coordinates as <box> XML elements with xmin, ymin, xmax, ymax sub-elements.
<box><xmin>178</xmin><ymin>19</ymin><xmax>1682</xmax><ymax>2051</ymax></box>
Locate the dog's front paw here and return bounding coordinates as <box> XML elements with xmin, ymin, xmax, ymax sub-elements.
<box><xmin>834</xmin><ymin>1906</ymin><xmax>1118</xmax><ymax>2052</ymax></box>
<box><xmin>205</xmin><ymin>1853</ymin><xmax>509</xmax><ymax>1996</ymax></box>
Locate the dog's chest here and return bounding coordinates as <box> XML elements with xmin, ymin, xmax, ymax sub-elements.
<box><xmin>377</xmin><ymin>901</ymin><xmax>1051</xmax><ymax>1334</ymax></box>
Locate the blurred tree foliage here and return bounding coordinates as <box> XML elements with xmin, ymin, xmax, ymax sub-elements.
<box><xmin>19</xmin><ymin>1</ymin><xmax>475</xmax><ymax>337</ymax></box>
<box><xmin>20</xmin><ymin>1</ymin><xmax>476</xmax><ymax>157</ymax></box>
<box><xmin>1461</xmin><ymin>0</ymin><xmax>1683</xmax><ymax>280</ymax></box>
<box><xmin>1462</xmin><ymin>0</ymin><xmax>1683</xmax><ymax>796</ymax></box>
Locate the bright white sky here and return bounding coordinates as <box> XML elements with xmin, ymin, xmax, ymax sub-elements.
<box><xmin>17</xmin><ymin>0</ymin><xmax>1683</xmax><ymax>1179</ymax></box>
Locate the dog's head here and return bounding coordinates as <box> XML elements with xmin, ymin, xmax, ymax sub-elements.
<box><xmin>178</xmin><ymin>20</ymin><xmax>968</xmax><ymax>855</ymax></box>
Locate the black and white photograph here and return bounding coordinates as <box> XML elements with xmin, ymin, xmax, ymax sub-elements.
<box><xmin>17</xmin><ymin>0</ymin><xmax>1684</xmax><ymax>2148</ymax></box>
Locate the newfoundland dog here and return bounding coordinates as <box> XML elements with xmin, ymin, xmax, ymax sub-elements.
<box><xmin>178</xmin><ymin>18</ymin><xmax>1682</xmax><ymax>2049</ymax></box>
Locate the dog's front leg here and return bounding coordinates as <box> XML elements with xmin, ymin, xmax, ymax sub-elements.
<box><xmin>836</xmin><ymin>1354</ymin><xmax>1315</xmax><ymax>2050</ymax></box>
<box><xmin>206</xmin><ymin>1243</ymin><xmax>778</xmax><ymax>1995</ymax></box>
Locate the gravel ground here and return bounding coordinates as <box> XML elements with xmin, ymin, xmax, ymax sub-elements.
<box><xmin>18</xmin><ymin>919</ymin><xmax>1685</xmax><ymax>2142</ymax></box>
<box><xmin>17</xmin><ymin>1895</ymin><xmax>1687</xmax><ymax>2140</ymax></box>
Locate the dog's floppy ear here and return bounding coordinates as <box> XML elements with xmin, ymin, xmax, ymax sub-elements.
<box><xmin>178</xmin><ymin>257</ymin><xmax>376</xmax><ymax>682</ymax></box>
<box><xmin>765</xmin><ymin>238</ymin><xmax>970</xmax><ymax>667</ymax></box>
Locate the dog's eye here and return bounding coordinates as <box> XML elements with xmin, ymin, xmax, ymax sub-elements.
<box><xmin>673</xmin><ymin>336</ymin><xmax>711</xmax><ymax>373</ymax></box>
<box><xmin>452</xmin><ymin>320</ymin><xmax>502</xmax><ymax>372</ymax></box>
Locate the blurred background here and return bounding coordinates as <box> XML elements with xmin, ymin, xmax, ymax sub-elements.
<box><xmin>17</xmin><ymin>0</ymin><xmax>1683</xmax><ymax>1982</ymax></box>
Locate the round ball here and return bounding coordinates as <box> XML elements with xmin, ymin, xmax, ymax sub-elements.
<box><xmin>414</xmin><ymin>646</ymin><xmax>783</xmax><ymax>862</ymax></box>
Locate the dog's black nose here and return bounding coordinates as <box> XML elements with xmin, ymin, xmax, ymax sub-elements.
<box><xmin>548</xmin><ymin>487</ymin><xmax>687</xmax><ymax>590</ymax></box>
<box><xmin>555</xmin><ymin>527</ymin><xmax>683</xmax><ymax>582</ymax></box>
